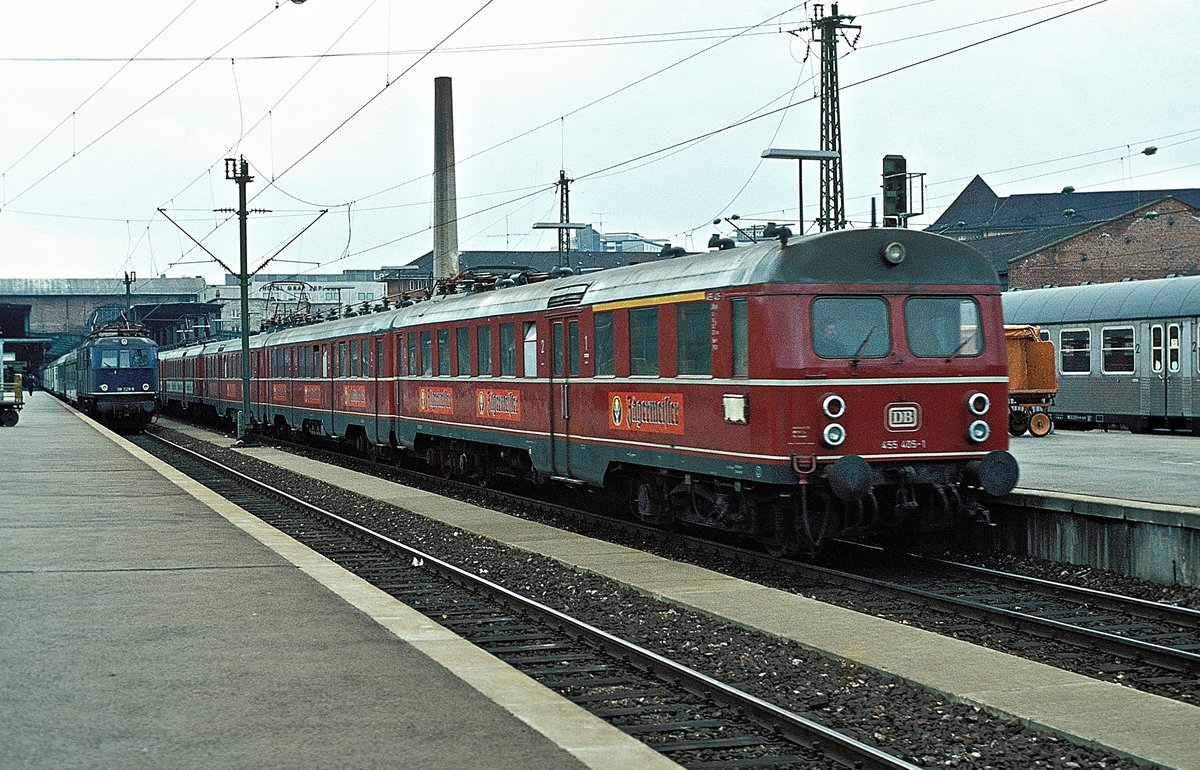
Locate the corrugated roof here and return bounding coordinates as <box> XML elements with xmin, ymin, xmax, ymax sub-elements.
<box><xmin>0</xmin><ymin>277</ymin><xmax>207</xmax><ymax>296</ymax></box>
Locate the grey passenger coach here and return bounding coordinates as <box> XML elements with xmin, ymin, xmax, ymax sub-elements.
<box><xmin>1002</xmin><ymin>275</ymin><xmax>1200</xmax><ymax>434</ymax></box>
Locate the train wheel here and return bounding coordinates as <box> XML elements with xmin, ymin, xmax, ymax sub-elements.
<box><xmin>1007</xmin><ymin>410</ymin><xmax>1030</xmax><ymax>436</ymax></box>
<box><xmin>1028</xmin><ymin>412</ymin><xmax>1052</xmax><ymax>437</ymax></box>
<box><xmin>632</xmin><ymin>477</ymin><xmax>670</xmax><ymax>525</ymax></box>
<box><xmin>1</xmin><ymin>409</ymin><xmax>18</xmax><ymax>427</ymax></box>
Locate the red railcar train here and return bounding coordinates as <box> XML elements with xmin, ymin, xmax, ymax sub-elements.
<box><xmin>160</xmin><ymin>227</ymin><xmax>1017</xmax><ymax>554</ymax></box>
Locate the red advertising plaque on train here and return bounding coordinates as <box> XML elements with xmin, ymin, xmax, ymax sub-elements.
<box><xmin>609</xmin><ymin>392</ymin><xmax>685</xmax><ymax>435</ymax></box>
<box><xmin>476</xmin><ymin>389</ymin><xmax>521</xmax><ymax>421</ymax></box>
<box><xmin>418</xmin><ymin>386</ymin><xmax>454</xmax><ymax>415</ymax></box>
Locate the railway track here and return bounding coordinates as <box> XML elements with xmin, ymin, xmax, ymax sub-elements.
<box><xmin>135</xmin><ymin>432</ymin><xmax>920</xmax><ymax>770</ymax></box>
<box><xmin>152</xmin><ymin>418</ymin><xmax>1200</xmax><ymax>705</ymax></box>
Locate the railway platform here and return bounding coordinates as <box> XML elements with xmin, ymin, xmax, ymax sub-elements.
<box><xmin>0</xmin><ymin>395</ymin><xmax>675</xmax><ymax>770</ymax></box>
<box><xmin>997</xmin><ymin>429</ymin><xmax>1200</xmax><ymax>586</ymax></box>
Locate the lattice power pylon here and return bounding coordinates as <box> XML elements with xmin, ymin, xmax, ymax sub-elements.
<box><xmin>812</xmin><ymin>4</ymin><xmax>859</xmax><ymax>231</ymax></box>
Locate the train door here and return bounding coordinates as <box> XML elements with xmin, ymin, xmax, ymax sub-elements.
<box><xmin>372</xmin><ymin>335</ymin><xmax>385</xmax><ymax>445</ymax></box>
<box><xmin>1149</xmin><ymin>322</ymin><xmax>1186</xmax><ymax>426</ymax></box>
<box><xmin>549</xmin><ymin>315</ymin><xmax>580</xmax><ymax>477</ymax></box>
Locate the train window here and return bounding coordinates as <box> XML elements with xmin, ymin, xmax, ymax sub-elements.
<box><xmin>569</xmin><ymin>321</ymin><xmax>580</xmax><ymax>377</ymax></box>
<box><xmin>456</xmin><ymin>327</ymin><xmax>469</xmax><ymax>376</ymax></box>
<box><xmin>339</xmin><ymin>342</ymin><xmax>348</xmax><ymax>377</ymax></box>
<box><xmin>131</xmin><ymin>349</ymin><xmax>150</xmax><ymax>368</ymax></box>
<box><xmin>629</xmin><ymin>307</ymin><xmax>660</xmax><ymax>376</ymax></box>
<box><xmin>594</xmin><ymin>311</ymin><xmax>615</xmax><ymax>376</ymax></box>
<box><xmin>420</xmin><ymin>331</ymin><xmax>432</xmax><ymax>377</ymax></box>
<box><xmin>522</xmin><ymin>321</ymin><xmax>538</xmax><ymax>378</ymax></box>
<box><xmin>553</xmin><ymin>323</ymin><xmax>564</xmax><ymax>377</ymax></box>
<box><xmin>1059</xmin><ymin>329</ymin><xmax>1090</xmax><ymax>374</ymax></box>
<box><xmin>375</xmin><ymin>339</ymin><xmax>383</xmax><ymax>378</ymax></box>
<box><xmin>1168</xmin><ymin>324</ymin><xmax>1180</xmax><ymax>373</ymax></box>
<box><xmin>732</xmin><ymin>298</ymin><xmax>748</xmax><ymax>377</ymax></box>
<box><xmin>904</xmin><ymin>297</ymin><xmax>981</xmax><ymax>358</ymax></box>
<box><xmin>501</xmin><ymin>324</ymin><xmax>516</xmax><ymax>376</ymax></box>
<box><xmin>676</xmin><ymin>301</ymin><xmax>712</xmax><ymax>375</ymax></box>
<box><xmin>437</xmin><ymin>329</ymin><xmax>450</xmax><ymax>376</ymax></box>
<box><xmin>349</xmin><ymin>340</ymin><xmax>358</xmax><ymax>377</ymax></box>
<box><xmin>407</xmin><ymin>333</ymin><xmax>417</xmax><ymax>376</ymax></box>
<box><xmin>1150</xmin><ymin>325</ymin><xmax>1164</xmax><ymax>373</ymax></box>
<box><xmin>99</xmin><ymin>349</ymin><xmax>119</xmax><ymax>369</ymax></box>
<box><xmin>1101</xmin><ymin>327</ymin><xmax>1135</xmax><ymax>374</ymax></box>
<box><xmin>812</xmin><ymin>297</ymin><xmax>891</xmax><ymax>358</ymax></box>
<box><xmin>477</xmin><ymin>326</ymin><xmax>493</xmax><ymax>377</ymax></box>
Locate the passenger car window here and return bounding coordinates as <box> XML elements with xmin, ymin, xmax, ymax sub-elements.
<box><xmin>1101</xmin><ymin>327</ymin><xmax>1134</xmax><ymax>374</ymax></box>
<box><xmin>676</xmin><ymin>301</ymin><xmax>712</xmax><ymax>376</ymax></box>
<box><xmin>1059</xmin><ymin>329</ymin><xmax>1090</xmax><ymax>374</ymax></box>
<box><xmin>594</xmin><ymin>311</ymin><xmax>614</xmax><ymax>376</ymax></box>
<box><xmin>904</xmin><ymin>297</ymin><xmax>982</xmax><ymax>358</ymax></box>
<box><xmin>811</xmin><ymin>297</ymin><xmax>891</xmax><ymax>358</ymax></box>
<box><xmin>629</xmin><ymin>307</ymin><xmax>659</xmax><ymax>376</ymax></box>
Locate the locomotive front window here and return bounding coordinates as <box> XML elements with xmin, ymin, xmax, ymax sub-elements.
<box><xmin>99</xmin><ymin>349</ymin><xmax>120</xmax><ymax>369</ymax></box>
<box><xmin>811</xmin><ymin>297</ymin><xmax>891</xmax><ymax>358</ymax></box>
<box><xmin>904</xmin><ymin>297</ymin><xmax>982</xmax><ymax>358</ymax></box>
<box><xmin>131</xmin><ymin>349</ymin><xmax>150</xmax><ymax>368</ymax></box>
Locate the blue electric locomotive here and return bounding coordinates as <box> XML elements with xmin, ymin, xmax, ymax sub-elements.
<box><xmin>43</xmin><ymin>324</ymin><xmax>159</xmax><ymax>432</ymax></box>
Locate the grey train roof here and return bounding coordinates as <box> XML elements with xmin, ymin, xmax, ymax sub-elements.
<box><xmin>164</xmin><ymin>228</ymin><xmax>997</xmax><ymax>356</ymax></box>
<box><xmin>1002</xmin><ymin>275</ymin><xmax>1200</xmax><ymax>325</ymax></box>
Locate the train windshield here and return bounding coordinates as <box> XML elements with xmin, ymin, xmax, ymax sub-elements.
<box><xmin>95</xmin><ymin>347</ymin><xmax>154</xmax><ymax>369</ymax></box>
<box><xmin>811</xmin><ymin>297</ymin><xmax>891</xmax><ymax>358</ymax></box>
<box><xmin>904</xmin><ymin>297</ymin><xmax>983</xmax><ymax>358</ymax></box>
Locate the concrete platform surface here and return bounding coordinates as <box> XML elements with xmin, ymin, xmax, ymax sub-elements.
<box><xmin>0</xmin><ymin>395</ymin><xmax>678</xmax><ymax>770</ymax></box>
<box><xmin>155</xmin><ymin>416</ymin><xmax>1200</xmax><ymax>770</ymax></box>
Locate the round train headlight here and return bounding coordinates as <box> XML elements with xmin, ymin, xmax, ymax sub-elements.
<box><xmin>100</xmin><ymin>383</ymin><xmax>109</xmax><ymax>392</ymax></box>
<box><xmin>968</xmin><ymin>392</ymin><xmax>990</xmax><ymax>416</ymax></box>
<box><xmin>142</xmin><ymin>383</ymin><xmax>151</xmax><ymax>391</ymax></box>
<box><xmin>968</xmin><ymin>419</ymin><xmax>990</xmax><ymax>443</ymax></box>
<box><xmin>822</xmin><ymin>394</ymin><xmax>846</xmax><ymax>419</ymax></box>
<box><xmin>823</xmin><ymin>423</ymin><xmax>846</xmax><ymax>447</ymax></box>
<box><xmin>881</xmin><ymin>241</ymin><xmax>906</xmax><ymax>266</ymax></box>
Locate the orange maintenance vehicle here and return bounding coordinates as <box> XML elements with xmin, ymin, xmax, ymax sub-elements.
<box><xmin>1004</xmin><ymin>324</ymin><xmax>1057</xmax><ymax>437</ymax></box>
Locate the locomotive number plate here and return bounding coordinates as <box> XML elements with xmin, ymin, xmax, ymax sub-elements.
<box><xmin>885</xmin><ymin>402</ymin><xmax>921</xmax><ymax>432</ymax></box>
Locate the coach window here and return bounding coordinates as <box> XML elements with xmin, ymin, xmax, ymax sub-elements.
<box><xmin>731</xmin><ymin>298</ymin><xmax>749</xmax><ymax>377</ymax></box>
<box><xmin>1101</xmin><ymin>327</ymin><xmax>1135</xmax><ymax>374</ymax></box>
<box><xmin>1059</xmin><ymin>329</ymin><xmax>1090</xmax><ymax>374</ymax></box>
<box><xmin>1150</xmin><ymin>324</ymin><xmax>1164</xmax><ymax>374</ymax></box>
<box><xmin>456</xmin><ymin>327</ymin><xmax>469</xmax><ymax>376</ymax></box>
<box><xmin>676</xmin><ymin>301</ymin><xmax>712</xmax><ymax>376</ymax></box>
<box><xmin>311</xmin><ymin>345</ymin><xmax>319</xmax><ymax>378</ymax></box>
<box><xmin>437</xmin><ymin>329</ymin><xmax>450</xmax><ymax>376</ymax></box>
<box><xmin>500</xmin><ymin>323</ymin><xmax>516</xmax><ymax>376</ymax></box>
<box><xmin>1167</xmin><ymin>324</ymin><xmax>1181</xmax><ymax>373</ymax></box>
<box><xmin>406</xmin><ymin>333</ymin><xmax>417</xmax><ymax>376</ymax></box>
<box><xmin>361</xmin><ymin>337</ymin><xmax>370</xmax><ymax>377</ymax></box>
<box><xmin>477</xmin><ymin>325</ymin><xmax>493</xmax><ymax>376</ymax></box>
<box><xmin>420</xmin><ymin>331</ymin><xmax>433</xmax><ymax>376</ymax></box>
<box><xmin>349</xmin><ymin>339</ymin><xmax>358</xmax><ymax>377</ymax></box>
<box><xmin>374</xmin><ymin>339</ymin><xmax>383</xmax><ymax>378</ymax></box>
<box><xmin>812</xmin><ymin>297</ymin><xmax>891</xmax><ymax>358</ymax></box>
<box><xmin>629</xmin><ymin>306</ymin><xmax>660</xmax><ymax>376</ymax></box>
<box><xmin>569</xmin><ymin>321</ymin><xmax>580</xmax><ymax>376</ymax></box>
<box><xmin>522</xmin><ymin>321</ymin><xmax>538</xmax><ymax>378</ymax></box>
<box><xmin>553</xmin><ymin>323</ymin><xmax>564</xmax><ymax>377</ymax></box>
<box><xmin>594</xmin><ymin>311</ymin><xmax>615</xmax><ymax>376</ymax></box>
<box><xmin>905</xmin><ymin>297</ymin><xmax>981</xmax><ymax>358</ymax></box>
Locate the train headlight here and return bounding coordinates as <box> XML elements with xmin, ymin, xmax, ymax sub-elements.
<box><xmin>881</xmin><ymin>241</ymin><xmax>906</xmax><ymax>266</ymax></box>
<box><xmin>142</xmin><ymin>383</ymin><xmax>151</xmax><ymax>391</ymax></box>
<box><xmin>822</xmin><ymin>394</ymin><xmax>846</xmax><ymax>419</ymax></box>
<box><xmin>823</xmin><ymin>423</ymin><xmax>846</xmax><ymax>447</ymax></box>
<box><xmin>968</xmin><ymin>419</ymin><xmax>990</xmax><ymax>443</ymax></box>
<box><xmin>968</xmin><ymin>392</ymin><xmax>990</xmax><ymax>416</ymax></box>
<box><xmin>100</xmin><ymin>383</ymin><xmax>109</xmax><ymax>392</ymax></box>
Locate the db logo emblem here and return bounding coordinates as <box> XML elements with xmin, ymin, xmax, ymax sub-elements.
<box><xmin>886</xmin><ymin>403</ymin><xmax>920</xmax><ymax>432</ymax></box>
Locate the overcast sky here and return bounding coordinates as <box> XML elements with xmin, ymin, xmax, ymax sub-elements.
<box><xmin>1</xmin><ymin>0</ymin><xmax>1196</xmax><ymax>285</ymax></box>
